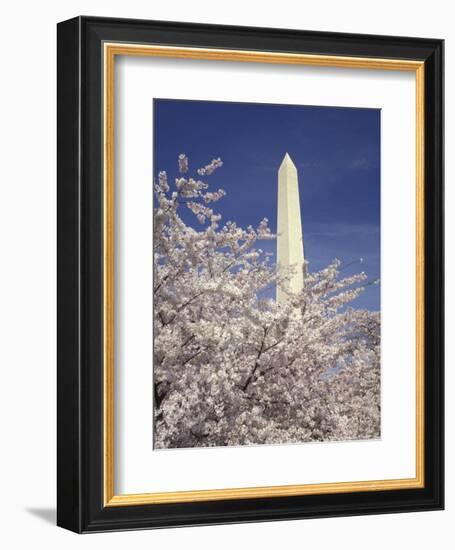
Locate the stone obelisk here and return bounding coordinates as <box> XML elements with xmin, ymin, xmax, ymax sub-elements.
<box><xmin>276</xmin><ymin>153</ymin><xmax>304</xmax><ymax>304</ymax></box>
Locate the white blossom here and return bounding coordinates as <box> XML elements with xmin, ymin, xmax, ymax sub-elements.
<box><xmin>197</xmin><ymin>157</ymin><xmax>223</xmax><ymax>176</ymax></box>
<box><xmin>178</xmin><ymin>153</ymin><xmax>188</xmax><ymax>174</ymax></box>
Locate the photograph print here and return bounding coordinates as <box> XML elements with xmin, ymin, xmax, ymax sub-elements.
<box><xmin>153</xmin><ymin>99</ymin><xmax>381</xmax><ymax>450</ymax></box>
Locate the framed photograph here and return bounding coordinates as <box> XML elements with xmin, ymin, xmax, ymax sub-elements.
<box><xmin>57</xmin><ymin>16</ymin><xmax>444</xmax><ymax>533</ymax></box>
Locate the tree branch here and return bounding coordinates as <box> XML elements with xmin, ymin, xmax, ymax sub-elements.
<box><xmin>182</xmin><ymin>349</ymin><xmax>201</xmax><ymax>366</ymax></box>
<box><xmin>242</xmin><ymin>327</ymin><xmax>268</xmax><ymax>391</ymax></box>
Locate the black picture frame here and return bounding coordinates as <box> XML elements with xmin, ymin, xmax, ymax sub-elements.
<box><xmin>57</xmin><ymin>16</ymin><xmax>444</xmax><ymax>533</ymax></box>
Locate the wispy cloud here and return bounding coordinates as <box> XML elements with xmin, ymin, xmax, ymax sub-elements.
<box><xmin>305</xmin><ymin>223</ymin><xmax>379</xmax><ymax>239</ymax></box>
<box><xmin>350</xmin><ymin>157</ymin><xmax>371</xmax><ymax>170</ymax></box>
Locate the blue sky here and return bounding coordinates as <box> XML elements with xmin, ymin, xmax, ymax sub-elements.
<box><xmin>154</xmin><ymin>99</ymin><xmax>380</xmax><ymax>311</ymax></box>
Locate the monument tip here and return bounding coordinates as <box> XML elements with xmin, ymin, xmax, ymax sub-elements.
<box><xmin>280</xmin><ymin>152</ymin><xmax>296</xmax><ymax>170</ymax></box>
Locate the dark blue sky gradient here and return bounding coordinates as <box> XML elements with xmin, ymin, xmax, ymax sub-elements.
<box><xmin>154</xmin><ymin>99</ymin><xmax>380</xmax><ymax>311</ymax></box>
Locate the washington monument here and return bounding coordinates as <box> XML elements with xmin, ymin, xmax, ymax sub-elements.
<box><xmin>276</xmin><ymin>153</ymin><xmax>304</xmax><ymax>304</ymax></box>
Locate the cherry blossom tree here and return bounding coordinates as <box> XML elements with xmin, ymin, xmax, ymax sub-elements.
<box><xmin>153</xmin><ymin>155</ymin><xmax>380</xmax><ymax>448</ymax></box>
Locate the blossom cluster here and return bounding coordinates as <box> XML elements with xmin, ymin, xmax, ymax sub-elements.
<box><xmin>153</xmin><ymin>155</ymin><xmax>380</xmax><ymax>448</ymax></box>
